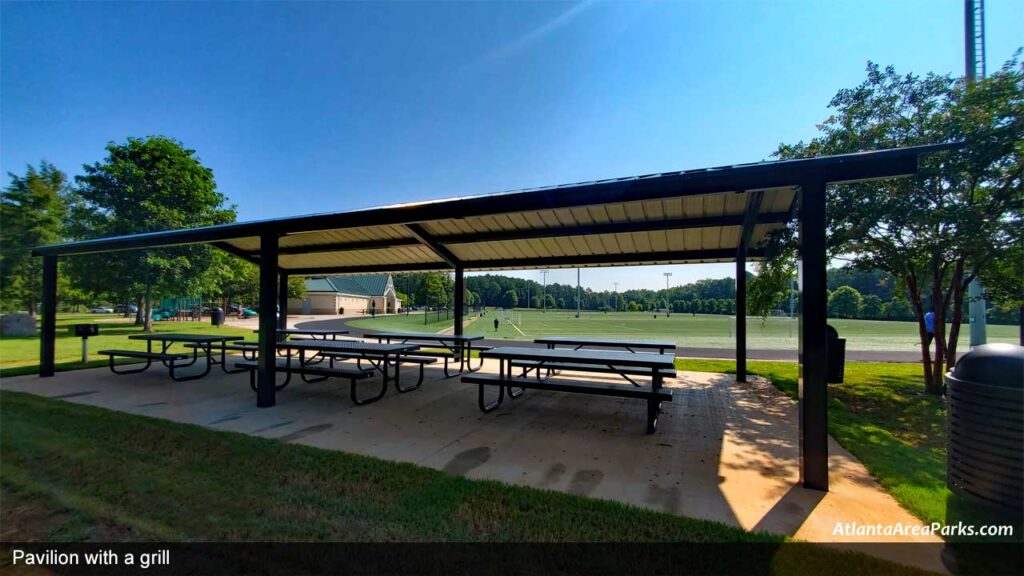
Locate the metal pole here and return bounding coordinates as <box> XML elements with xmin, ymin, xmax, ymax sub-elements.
<box><xmin>82</xmin><ymin>337</ymin><xmax>89</xmax><ymax>364</ymax></box>
<box><xmin>613</xmin><ymin>282</ymin><xmax>619</xmax><ymax>312</ymax></box>
<box><xmin>798</xmin><ymin>178</ymin><xmax>829</xmax><ymax>491</ymax></box>
<box><xmin>454</xmin><ymin>267</ymin><xmax>465</xmax><ymax>336</ymax></box>
<box><xmin>40</xmin><ymin>255</ymin><xmax>58</xmax><ymax>377</ymax></box>
<box><xmin>736</xmin><ymin>255</ymin><xmax>747</xmax><ymax>383</ymax></box>
<box><xmin>965</xmin><ymin>0</ymin><xmax>988</xmax><ymax>347</ymax></box>
<box><xmin>576</xmin><ymin>268</ymin><xmax>581</xmax><ymax>318</ymax></box>
<box><xmin>278</xmin><ymin>272</ymin><xmax>289</xmax><ymax>331</ymax></box>
<box><xmin>257</xmin><ymin>232</ymin><xmax>278</xmax><ymax>408</ymax></box>
<box><xmin>541</xmin><ymin>270</ymin><xmax>548</xmax><ymax>313</ymax></box>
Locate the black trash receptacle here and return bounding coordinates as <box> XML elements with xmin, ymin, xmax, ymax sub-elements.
<box><xmin>826</xmin><ymin>324</ymin><xmax>846</xmax><ymax>383</ymax></box>
<box><xmin>211</xmin><ymin>307</ymin><xmax>225</xmax><ymax>327</ymax></box>
<box><xmin>946</xmin><ymin>343</ymin><xmax>1024</xmax><ymax>516</ymax></box>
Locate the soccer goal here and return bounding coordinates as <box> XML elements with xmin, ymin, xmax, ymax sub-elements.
<box><xmin>498</xmin><ymin>308</ymin><xmax>522</xmax><ymax>327</ymax></box>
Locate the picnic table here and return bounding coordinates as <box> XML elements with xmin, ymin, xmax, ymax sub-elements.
<box><xmin>269</xmin><ymin>339</ymin><xmax>422</xmax><ymax>405</ymax></box>
<box><xmin>369</xmin><ymin>331</ymin><xmax>486</xmax><ymax>377</ymax></box>
<box><xmin>534</xmin><ymin>337</ymin><xmax>676</xmax><ymax>354</ymax></box>
<box><xmin>464</xmin><ymin>346</ymin><xmax>675</xmax><ymax>433</ymax></box>
<box><xmin>253</xmin><ymin>328</ymin><xmax>350</xmax><ymax>340</ymax></box>
<box><xmin>100</xmin><ymin>333</ymin><xmax>244</xmax><ymax>381</ymax></box>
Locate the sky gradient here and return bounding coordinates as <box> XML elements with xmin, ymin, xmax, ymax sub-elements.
<box><xmin>3</xmin><ymin>1</ymin><xmax>1021</xmax><ymax>291</ymax></box>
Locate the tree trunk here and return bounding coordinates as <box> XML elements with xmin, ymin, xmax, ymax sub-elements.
<box><xmin>945</xmin><ymin>261</ymin><xmax>966</xmax><ymax>368</ymax></box>
<box><xmin>929</xmin><ymin>268</ymin><xmax>947</xmax><ymax>396</ymax></box>
<box><xmin>134</xmin><ymin>295</ymin><xmax>144</xmax><ymax>325</ymax></box>
<box><xmin>143</xmin><ymin>284</ymin><xmax>153</xmax><ymax>332</ymax></box>
<box><xmin>907</xmin><ymin>274</ymin><xmax>934</xmax><ymax>391</ymax></box>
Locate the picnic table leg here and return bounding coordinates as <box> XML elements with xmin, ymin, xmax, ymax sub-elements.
<box><xmin>220</xmin><ymin>340</ymin><xmax>249</xmax><ymax>374</ymax></box>
<box><xmin>350</xmin><ymin>352</ymin><xmax>388</xmax><ymax>405</ymax></box>
<box><xmin>394</xmin><ymin>352</ymin><xmax>423</xmax><ymax>393</ymax></box>
<box><xmin>647</xmin><ymin>372</ymin><xmax>663</xmax><ymax>434</ymax></box>
<box><xmin>479</xmin><ymin>358</ymin><xmax>505</xmax><ymax>412</ymax></box>
<box><xmin>506</xmin><ymin>357</ymin><xmax>525</xmax><ymax>398</ymax></box>
<box><xmin>169</xmin><ymin>343</ymin><xmax>212</xmax><ymax>382</ymax></box>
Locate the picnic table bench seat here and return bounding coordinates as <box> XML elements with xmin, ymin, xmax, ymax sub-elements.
<box><xmin>236</xmin><ymin>359</ymin><xmax>384</xmax><ymax>405</ymax></box>
<box><xmin>462</xmin><ymin>373</ymin><xmax>672</xmax><ymax>433</ymax></box>
<box><xmin>319</xmin><ymin>352</ymin><xmax>438</xmax><ymax>390</ymax></box>
<box><xmin>514</xmin><ymin>359</ymin><xmax>677</xmax><ymax>380</ymax></box>
<box><xmin>98</xmin><ymin>349</ymin><xmax>195</xmax><ymax>380</ymax></box>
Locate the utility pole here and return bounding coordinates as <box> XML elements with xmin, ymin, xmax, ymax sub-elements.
<box><xmin>541</xmin><ymin>270</ymin><xmax>549</xmax><ymax>313</ymax></box>
<box><xmin>663</xmin><ymin>272</ymin><xmax>672</xmax><ymax>291</ymax></box>
<box><xmin>965</xmin><ymin>0</ymin><xmax>988</xmax><ymax>347</ymax></box>
<box><xmin>576</xmin><ymin>268</ymin><xmax>581</xmax><ymax>318</ymax></box>
<box><xmin>613</xmin><ymin>282</ymin><xmax>619</xmax><ymax>312</ymax></box>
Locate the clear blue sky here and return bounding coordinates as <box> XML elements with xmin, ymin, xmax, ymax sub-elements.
<box><xmin>3</xmin><ymin>1</ymin><xmax>1021</xmax><ymax>291</ymax></box>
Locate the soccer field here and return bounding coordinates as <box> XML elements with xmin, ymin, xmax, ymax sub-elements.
<box><xmin>350</xmin><ymin>309</ymin><xmax>1019</xmax><ymax>352</ymax></box>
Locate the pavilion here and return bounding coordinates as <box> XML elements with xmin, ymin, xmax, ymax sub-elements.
<box><xmin>33</xmin><ymin>143</ymin><xmax>955</xmax><ymax>491</ymax></box>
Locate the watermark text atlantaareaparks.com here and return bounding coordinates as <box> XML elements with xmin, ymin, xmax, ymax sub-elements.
<box><xmin>834</xmin><ymin>521</ymin><xmax>1015</xmax><ymax>538</ymax></box>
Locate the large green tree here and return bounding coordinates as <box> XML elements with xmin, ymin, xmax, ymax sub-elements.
<box><xmin>1</xmin><ymin>162</ymin><xmax>68</xmax><ymax>315</ymax></box>
<box><xmin>67</xmin><ymin>137</ymin><xmax>236</xmax><ymax>331</ymax></box>
<box><xmin>753</xmin><ymin>56</ymin><xmax>1022</xmax><ymax>393</ymax></box>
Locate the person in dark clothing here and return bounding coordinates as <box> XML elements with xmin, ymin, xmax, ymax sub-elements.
<box><xmin>493</xmin><ymin>318</ymin><xmax>500</xmax><ymax>332</ymax></box>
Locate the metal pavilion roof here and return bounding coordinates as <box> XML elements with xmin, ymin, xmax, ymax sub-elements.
<box><xmin>33</xmin><ymin>144</ymin><xmax>957</xmax><ymax>274</ymax></box>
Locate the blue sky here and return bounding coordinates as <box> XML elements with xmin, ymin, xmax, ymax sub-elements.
<box><xmin>3</xmin><ymin>1</ymin><xmax>1021</xmax><ymax>291</ymax></box>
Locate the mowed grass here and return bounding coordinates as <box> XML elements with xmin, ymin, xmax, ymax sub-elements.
<box><xmin>350</xmin><ymin>310</ymin><xmax>1019</xmax><ymax>351</ymax></box>
<box><xmin>0</xmin><ymin>313</ymin><xmax>254</xmax><ymax>377</ymax></box>
<box><xmin>0</xmin><ymin>391</ymin><xmax>938</xmax><ymax>575</ymax></box>
<box><xmin>677</xmin><ymin>358</ymin><xmax>952</xmax><ymax>527</ymax></box>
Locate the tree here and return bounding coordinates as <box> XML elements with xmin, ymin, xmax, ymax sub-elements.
<box><xmin>861</xmin><ymin>294</ymin><xmax>883</xmax><ymax>319</ymax></box>
<box><xmin>503</xmin><ymin>289</ymin><xmax>518</xmax><ymax>309</ymax></box>
<box><xmin>68</xmin><ymin>137</ymin><xmax>236</xmax><ymax>331</ymax></box>
<box><xmin>828</xmin><ymin>286</ymin><xmax>864</xmax><ymax>319</ymax></box>
<box><xmin>627</xmin><ymin>300</ymin><xmax>639</xmax><ymax>312</ymax></box>
<box><xmin>1</xmin><ymin>162</ymin><xmax>68</xmax><ymax>314</ymax></box>
<box><xmin>882</xmin><ymin>298</ymin><xmax>914</xmax><ymax>321</ymax></box>
<box><xmin>757</xmin><ymin>57</ymin><xmax>1023</xmax><ymax>393</ymax></box>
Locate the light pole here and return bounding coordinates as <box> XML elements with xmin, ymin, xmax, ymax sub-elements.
<box><xmin>576</xmin><ymin>268</ymin><xmax>581</xmax><ymax>318</ymax></box>
<box><xmin>613</xmin><ymin>282</ymin><xmax>619</xmax><ymax>312</ymax></box>
<box><xmin>541</xmin><ymin>270</ymin><xmax>549</xmax><ymax>313</ymax></box>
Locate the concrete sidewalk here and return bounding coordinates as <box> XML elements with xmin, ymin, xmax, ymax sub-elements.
<box><xmin>1</xmin><ymin>359</ymin><xmax>945</xmax><ymax>572</ymax></box>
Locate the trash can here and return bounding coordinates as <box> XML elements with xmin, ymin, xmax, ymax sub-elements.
<box><xmin>946</xmin><ymin>343</ymin><xmax>1024</xmax><ymax>516</ymax></box>
<box><xmin>826</xmin><ymin>324</ymin><xmax>846</xmax><ymax>383</ymax></box>
<box><xmin>210</xmin><ymin>307</ymin><xmax>224</xmax><ymax>327</ymax></box>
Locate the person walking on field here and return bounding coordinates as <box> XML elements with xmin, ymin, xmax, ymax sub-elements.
<box><xmin>494</xmin><ymin>318</ymin><xmax>500</xmax><ymax>332</ymax></box>
<box><xmin>924</xmin><ymin>307</ymin><xmax>935</xmax><ymax>348</ymax></box>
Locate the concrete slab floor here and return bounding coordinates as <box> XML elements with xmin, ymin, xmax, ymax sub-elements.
<box><xmin>1</xmin><ymin>358</ymin><xmax>945</xmax><ymax>572</ymax></box>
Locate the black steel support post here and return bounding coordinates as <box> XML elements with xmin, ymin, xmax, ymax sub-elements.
<box><xmin>278</xmin><ymin>272</ymin><xmax>289</xmax><ymax>332</ymax></box>
<box><xmin>454</xmin><ymin>267</ymin><xmax>465</xmax><ymax>336</ymax></box>
<box><xmin>798</xmin><ymin>178</ymin><xmax>829</xmax><ymax>491</ymax></box>
<box><xmin>736</xmin><ymin>254</ymin><xmax>747</xmax><ymax>383</ymax></box>
<box><xmin>39</xmin><ymin>255</ymin><xmax>58</xmax><ymax>377</ymax></box>
<box><xmin>257</xmin><ymin>233</ymin><xmax>279</xmax><ymax>408</ymax></box>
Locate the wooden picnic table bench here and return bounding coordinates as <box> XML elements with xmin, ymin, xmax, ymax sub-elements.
<box><xmin>464</xmin><ymin>346</ymin><xmax>675</xmax><ymax>433</ymax></box>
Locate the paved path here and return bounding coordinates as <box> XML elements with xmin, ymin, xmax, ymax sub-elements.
<box><xmin>297</xmin><ymin>316</ymin><xmax>928</xmax><ymax>363</ymax></box>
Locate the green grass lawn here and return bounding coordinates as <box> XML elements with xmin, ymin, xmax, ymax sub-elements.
<box><xmin>0</xmin><ymin>390</ymin><xmax>937</xmax><ymax>575</ymax></box>
<box><xmin>351</xmin><ymin>310</ymin><xmax>1019</xmax><ymax>351</ymax></box>
<box><xmin>0</xmin><ymin>313</ymin><xmax>254</xmax><ymax>377</ymax></box>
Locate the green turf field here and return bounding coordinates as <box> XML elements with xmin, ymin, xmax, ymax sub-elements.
<box><xmin>350</xmin><ymin>309</ymin><xmax>1019</xmax><ymax>351</ymax></box>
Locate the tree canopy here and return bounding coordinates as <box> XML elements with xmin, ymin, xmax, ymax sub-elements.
<box><xmin>1</xmin><ymin>162</ymin><xmax>68</xmax><ymax>315</ymax></box>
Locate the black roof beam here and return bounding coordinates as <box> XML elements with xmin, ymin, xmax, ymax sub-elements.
<box><xmin>405</xmin><ymin>224</ymin><xmax>460</xmax><ymax>268</ymax></box>
<box><xmin>737</xmin><ymin>192</ymin><xmax>765</xmax><ymax>257</ymax></box>
<box><xmin>268</xmin><ymin>237</ymin><xmax>420</xmax><ymax>256</ymax></box>
<box><xmin>212</xmin><ymin>241</ymin><xmax>262</xmax><ymax>266</ymax></box>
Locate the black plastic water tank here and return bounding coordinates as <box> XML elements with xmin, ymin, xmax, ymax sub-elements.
<box><xmin>946</xmin><ymin>343</ymin><xmax>1024</xmax><ymax>516</ymax></box>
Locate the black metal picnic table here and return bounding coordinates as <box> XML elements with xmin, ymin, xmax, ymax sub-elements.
<box><xmin>470</xmin><ymin>346</ymin><xmax>676</xmax><ymax>432</ymax></box>
<box><xmin>253</xmin><ymin>328</ymin><xmax>351</xmax><ymax>340</ymax></box>
<box><xmin>534</xmin><ymin>337</ymin><xmax>676</xmax><ymax>354</ymax></box>
<box><xmin>369</xmin><ymin>331</ymin><xmax>484</xmax><ymax>376</ymax></box>
<box><xmin>124</xmin><ymin>333</ymin><xmax>245</xmax><ymax>380</ymax></box>
<box><xmin>277</xmin><ymin>339</ymin><xmax>421</xmax><ymax>404</ymax></box>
